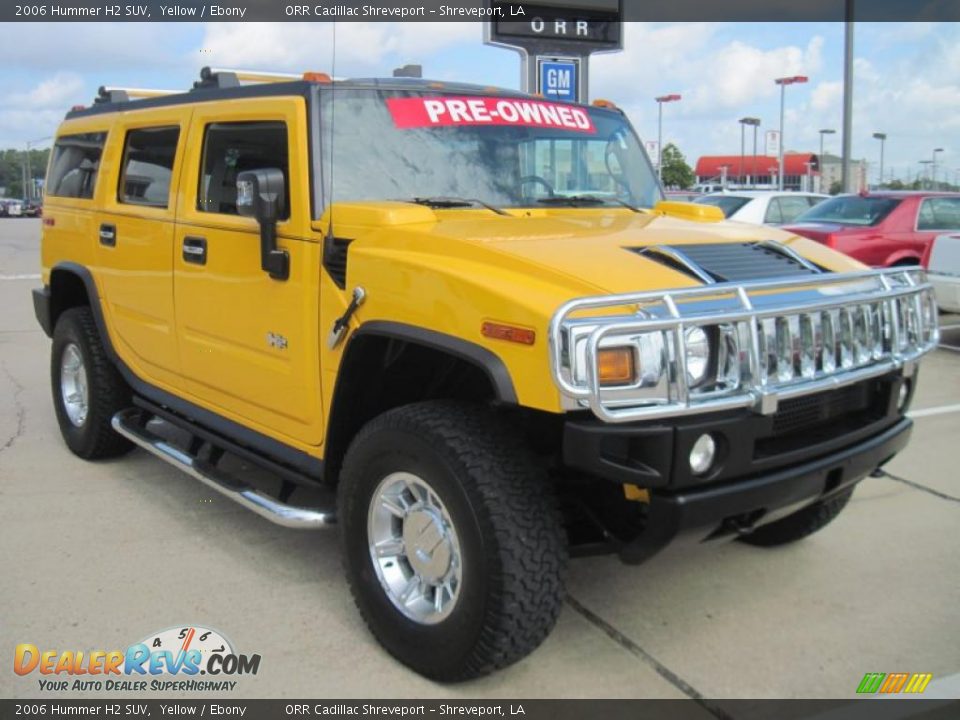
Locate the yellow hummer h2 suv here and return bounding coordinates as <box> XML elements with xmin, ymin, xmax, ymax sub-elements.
<box><xmin>34</xmin><ymin>68</ymin><xmax>938</xmax><ymax>680</ymax></box>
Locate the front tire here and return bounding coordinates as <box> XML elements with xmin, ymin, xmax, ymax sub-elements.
<box><xmin>738</xmin><ymin>488</ymin><xmax>854</xmax><ymax>547</ymax></box>
<box><xmin>338</xmin><ymin>401</ymin><xmax>567</xmax><ymax>681</ymax></box>
<box><xmin>51</xmin><ymin>307</ymin><xmax>133</xmax><ymax>459</ymax></box>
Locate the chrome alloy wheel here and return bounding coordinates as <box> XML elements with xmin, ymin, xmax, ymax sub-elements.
<box><xmin>60</xmin><ymin>343</ymin><xmax>89</xmax><ymax>427</ymax></box>
<box><xmin>367</xmin><ymin>472</ymin><xmax>463</xmax><ymax>625</ymax></box>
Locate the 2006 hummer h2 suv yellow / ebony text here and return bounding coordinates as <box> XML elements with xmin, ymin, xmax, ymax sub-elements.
<box><xmin>34</xmin><ymin>68</ymin><xmax>938</xmax><ymax>680</ymax></box>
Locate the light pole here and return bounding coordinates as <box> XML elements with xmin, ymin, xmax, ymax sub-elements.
<box><xmin>655</xmin><ymin>93</ymin><xmax>681</xmax><ymax>184</ymax></box>
<box><xmin>819</xmin><ymin>129</ymin><xmax>835</xmax><ymax>193</ymax></box>
<box><xmin>872</xmin><ymin>133</ymin><xmax>887</xmax><ymax>189</ymax></box>
<box><xmin>932</xmin><ymin>148</ymin><xmax>944</xmax><ymax>189</ymax></box>
<box><xmin>24</xmin><ymin>136</ymin><xmax>52</xmax><ymax>202</ymax></box>
<box><xmin>738</xmin><ymin>117</ymin><xmax>760</xmax><ymax>188</ymax></box>
<box><xmin>775</xmin><ymin>75</ymin><xmax>808</xmax><ymax>190</ymax></box>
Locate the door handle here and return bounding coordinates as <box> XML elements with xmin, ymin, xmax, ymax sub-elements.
<box><xmin>182</xmin><ymin>236</ymin><xmax>207</xmax><ymax>265</ymax></box>
<box><xmin>99</xmin><ymin>223</ymin><xmax>116</xmax><ymax>247</ymax></box>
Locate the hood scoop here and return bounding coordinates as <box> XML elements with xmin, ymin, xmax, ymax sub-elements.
<box><xmin>631</xmin><ymin>241</ymin><xmax>824</xmax><ymax>284</ymax></box>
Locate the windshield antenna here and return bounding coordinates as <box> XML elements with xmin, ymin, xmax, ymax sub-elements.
<box><xmin>325</xmin><ymin>21</ymin><xmax>337</xmax><ymax>243</ymax></box>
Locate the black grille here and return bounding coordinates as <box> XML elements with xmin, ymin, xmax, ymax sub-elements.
<box><xmin>635</xmin><ymin>242</ymin><xmax>819</xmax><ymax>283</ymax></box>
<box><xmin>323</xmin><ymin>236</ymin><xmax>351</xmax><ymax>289</ymax></box>
<box><xmin>755</xmin><ymin>380</ymin><xmax>888</xmax><ymax>457</ymax></box>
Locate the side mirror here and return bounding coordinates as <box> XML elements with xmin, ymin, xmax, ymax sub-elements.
<box><xmin>237</xmin><ymin>168</ymin><xmax>289</xmax><ymax>281</ymax></box>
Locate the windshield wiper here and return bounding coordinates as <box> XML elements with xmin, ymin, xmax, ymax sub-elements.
<box><xmin>535</xmin><ymin>195</ymin><xmax>641</xmax><ymax>213</ymax></box>
<box><xmin>404</xmin><ymin>196</ymin><xmax>508</xmax><ymax>216</ymax></box>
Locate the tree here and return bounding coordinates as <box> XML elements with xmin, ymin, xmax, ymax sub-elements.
<box><xmin>0</xmin><ymin>147</ymin><xmax>50</xmax><ymax>199</ymax></box>
<box><xmin>660</xmin><ymin>143</ymin><xmax>695</xmax><ymax>189</ymax></box>
<box><xmin>829</xmin><ymin>180</ymin><xmax>843</xmax><ymax>195</ymax></box>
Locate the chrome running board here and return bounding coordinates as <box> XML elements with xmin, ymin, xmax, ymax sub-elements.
<box><xmin>112</xmin><ymin>408</ymin><xmax>335</xmax><ymax>529</ymax></box>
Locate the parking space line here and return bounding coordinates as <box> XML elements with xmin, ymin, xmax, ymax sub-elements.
<box><xmin>566</xmin><ymin>594</ymin><xmax>733</xmax><ymax>719</ymax></box>
<box><xmin>0</xmin><ymin>274</ymin><xmax>41</xmax><ymax>281</ymax></box>
<box><xmin>877</xmin><ymin>470</ymin><xmax>960</xmax><ymax>504</ymax></box>
<box><xmin>937</xmin><ymin>323</ymin><xmax>960</xmax><ymax>331</ymax></box>
<box><xmin>909</xmin><ymin>403</ymin><xmax>960</xmax><ymax>419</ymax></box>
<box><xmin>938</xmin><ymin>344</ymin><xmax>960</xmax><ymax>353</ymax></box>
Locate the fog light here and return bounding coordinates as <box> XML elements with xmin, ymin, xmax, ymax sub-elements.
<box><xmin>898</xmin><ymin>381</ymin><xmax>911</xmax><ymax>412</ymax></box>
<box><xmin>689</xmin><ymin>433</ymin><xmax>717</xmax><ymax>476</ymax></box>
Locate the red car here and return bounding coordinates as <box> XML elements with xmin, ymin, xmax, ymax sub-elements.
<box><xmin>784</xmin><ymin>192</ymin><xmax>960</xmax><ymax>268</ymax></box>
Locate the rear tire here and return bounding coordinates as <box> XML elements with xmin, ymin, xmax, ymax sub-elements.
<box><xmin>338</xmin><ymin>401</ymin><xmax>567</xmax><ymax>681</ymax></box>
<box><xmin>738</xmin><ymin>488</ymin><xmax>854</xmax><ymax>547</ymax></box>
<box><xmin>51</xmin><ymin>307</ymin><xmax>133</xmax><ymax>459</ymax></box>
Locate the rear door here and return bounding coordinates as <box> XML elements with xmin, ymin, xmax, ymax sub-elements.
<box><xmin>97</xmin><ymin>109</ymin><xmax>189</xmax><ymax>386</ymax></box>
<box><xmin>173</xmin><ymin>97</ymin><xmax>324</xmax><ymax>447</ymax></box>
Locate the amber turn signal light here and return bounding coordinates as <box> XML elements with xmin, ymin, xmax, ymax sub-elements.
<box><xmin>598</xmin><ymin>347</ymin><xmax>636</xmax><ymax>386</ymax></box>
<box><xmin>481</xmin><ymin>322</ymin><xmax>536</xmax><ymax>345</ymax></box>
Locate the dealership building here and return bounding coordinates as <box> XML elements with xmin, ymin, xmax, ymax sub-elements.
<box><xmin>695</xmin><ymin>153</ymin><xmax>868</xmax><ymax>192</ymax></box>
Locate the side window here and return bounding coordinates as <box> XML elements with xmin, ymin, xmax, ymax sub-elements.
<box><xmin>764</xmin><ymin>198</ymin><xmax>783</xmax><ymax>224</ymax></box>
<box><xmin>918</xmin><ymin>198</ymin><xmax>960</xmax><ymax>231</ymax></box>
<box><xmin>47</xmin><ymin>132</ymin><xmax>107</xmax><ymax>199</ymax></box>
<box><xmin>198</xmin><ymin>121</ymin><xmax>289</xmax><ymax>219</ymax></box>
<box><xmin>778</xmin><ymin>196</ymin><xmax>813</xmax><ymax>224</ymax></box>
<box><xmin>118</xmin><ymin>127</ymin><xmax>180</xmax><ymax>208</ymax></box>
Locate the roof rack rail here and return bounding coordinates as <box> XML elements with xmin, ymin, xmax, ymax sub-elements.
<box><xmin>96</xmin><ymin>86</ymin><xmax>180</xmax><ymax>104</ymax></box>
<box><xmin>192</xmin><ymin>66</ymin><xmax>332</xmax><ymax>91</ymax></box>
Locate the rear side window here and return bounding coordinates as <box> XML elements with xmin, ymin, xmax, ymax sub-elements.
<box><xmin>764</xmin><ymin>198</ymin><xmax>783</xmax><ymax>224</ymax></box>
<box><xmin>47</xmin><ymin>132</ymin><xmax>107</xmax><ymax>199</ymax></box>
<box><xmin>777</xmin><ymin>196</ymin><xmax>814</xmax><ymax>224</ymax></box>
<box><xmin>917</xmin><ymin>197</ymin><xmax>960</xmax><ymax>231</ymax></box>
<box><xmin>694</xmin><ymin>195</ymin><xmax>750</xmax><ymax>218</ymax></box>
<box><xmin>118</xmin><ymin>127</ymin><xmax>180</xmax><ymax>208</ymax></box>
<box><xmin>198</xmin><ymin>121</ymin><xmax>289</xmax><ymax>218</ymax></box>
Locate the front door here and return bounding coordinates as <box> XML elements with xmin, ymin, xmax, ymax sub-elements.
<box><xmin>173</xmin><ymin>98</ymin><xmax>323</xmax><ymax>448</ymax></box>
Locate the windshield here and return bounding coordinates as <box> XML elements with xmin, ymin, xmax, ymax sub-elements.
<box><xmin>792</xmin><ymin>195</ymin><xmax>901</xmax><ymax>226</ymax></box>
<box><xmin>693</xmin><ymin>195</ymin><xmax>751</xmax><ymax>218</ymax></box>
<box><xmin>316</xmin><ymin>88</ymin><xmax>661</xmax><ymax>215</ymax></box>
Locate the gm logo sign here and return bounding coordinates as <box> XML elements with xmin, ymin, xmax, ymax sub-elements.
<box><xmin>537</xmin><ymin>58</ymin><xmax>579</xmax><ymax>102</ymax></box>
<box><xmin>857</xmin><ymin>672</ymin><xmax>933</xmax><ymax>694</ymax></box>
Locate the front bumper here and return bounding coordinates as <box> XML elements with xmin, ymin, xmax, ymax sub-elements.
<box><xmin>618</xmin><ymin>418</ymin><xmax>911</xmax><ymax>564</ymax></box>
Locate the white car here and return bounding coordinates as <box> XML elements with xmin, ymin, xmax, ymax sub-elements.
<box><xmin>694</xmin><ymin>191</ymin><xmax>828</xmax><ymax>226</ymax></box>
<box><xmin>1</xmin><ymin>199</ymin><xmax>23</xmax><ymax>217</ymax></box>
<box><xmin>926</xmin><ymin>233</ymin><xmax>960</xmax><ymax>313</ymax></box>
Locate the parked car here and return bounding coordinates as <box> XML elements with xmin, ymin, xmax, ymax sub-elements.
<box><xmin>664</xmin><ymin>190</ymin><xmax>701</xmax><ymax>202</ymax></box>
<box><xmin>694</xmin><ymin>191</ymin><xmax>827</xmax><ymax>226</ymax></box>
<box><xmin>0</xmin><ymin>199</ymin><xmax>24</xmax><ymax>217</ymax></box>
<box><xmin>924</xmin><ymin>233</ymin><xmax>960</xmax><ymax>312</ymax></box>
<box><xmin>21</xmin><ymin>199</ymin><xmax>43</xmax><ymax>217</ymax></box>
<box><xmin>784</xmin><ymin>192</ymin><xmax>960</xmax><ymax>268</ymax></box>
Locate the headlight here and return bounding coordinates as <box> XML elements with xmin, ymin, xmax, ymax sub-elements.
<box><xmin>684</xmin><ymin>327</ymin><xmax>710</xmax><ymax>386</ymax></box>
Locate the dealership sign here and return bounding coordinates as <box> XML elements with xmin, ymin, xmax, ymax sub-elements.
<box><xmin>484</xmin><ymin>0</ymin><xmax>623</xmax><ymax>103</ymax></box>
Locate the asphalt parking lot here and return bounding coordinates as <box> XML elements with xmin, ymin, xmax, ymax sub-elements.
<box><xmin>1</xmin><ymin>217</ymin><xmax>958</xmax><ymax>703</ymax></box>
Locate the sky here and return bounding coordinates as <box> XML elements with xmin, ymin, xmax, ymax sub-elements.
<box><xmin>1</xmin><ymin>21</ymin><xmax>958</xmax><ymax>185</ymax></box>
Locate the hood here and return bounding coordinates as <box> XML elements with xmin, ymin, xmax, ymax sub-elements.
<box><xmin>322</xmin><ymin>203</ymin><xmax>862</xmax><ymax>299</ymax></box>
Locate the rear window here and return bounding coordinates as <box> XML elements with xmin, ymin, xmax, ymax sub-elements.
<box><xmin>47</xmin><ymin>132</ymin><xmax>107</xmax><ymax>199</ymax></box>
<box><xmin>794</xmin><ymin>196</ymin><xmax>901</xmax><ymax>226</ymax></box>
<box><xmin>118</xmin><ymin>126</ymin><xmax>180</xmax><ymax>208</ymax></box>
<box><xmin>694</xmin><ymin>195</ymin><xmax>750</xmax><ymax>218</ymax></box>
<box><xmin>917</xmin><ymin>197</ymin><xmax>960</xmax><ymax>231</ymax></box>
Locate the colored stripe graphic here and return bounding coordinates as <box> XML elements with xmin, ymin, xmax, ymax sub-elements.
<box><xmin>857</xmin><ymin>673</ymin><xmax>885</xmax><ymax>694</ymax></box>
<box><xmin>879</xmin><ymin>672</ymin><xmax>909</xmax><ymax>693</ymax></box>
<box><xmin>903</xmin><ymin>673</ymin><xmax>933</xmax><ymax>693</ymax></box>
<box><xmin>857</xmin><ymin>672</ymin><xmax>932</xmax><ymax>694</ymax></box>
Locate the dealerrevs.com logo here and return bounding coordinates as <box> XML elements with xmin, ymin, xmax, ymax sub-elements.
<box><xmin>14</xmin><ymin>626</ymin><xmax>261</xmax><ymax>692</ymax></box>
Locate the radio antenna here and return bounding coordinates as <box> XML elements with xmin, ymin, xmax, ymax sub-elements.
<box><xmin>325</xmin><ymin>21</ymin><xmax>337</xmax><ymax>243</ymax></box>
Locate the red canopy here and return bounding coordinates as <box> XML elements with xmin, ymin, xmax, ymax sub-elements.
<box><xmin>695</xmin><ymin>153</ymin><xmax>819</xmax><ymax>177</ymax></box>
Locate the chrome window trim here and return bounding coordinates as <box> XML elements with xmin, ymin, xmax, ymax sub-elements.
<box><xmin>549</xmin><ymin>268</ymin><xmax>938</xmax><ymax>424</ymax></box>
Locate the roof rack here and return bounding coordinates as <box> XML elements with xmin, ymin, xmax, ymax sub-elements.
<box><xmin>193</xmin><ymin>66</ymin><xmax>331</xmax><ymax>91</ymax></box>
<box><xmin>95</xmin><ymin>86</ymin><xmax>180</xmax><ymax>104</ymax></box>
